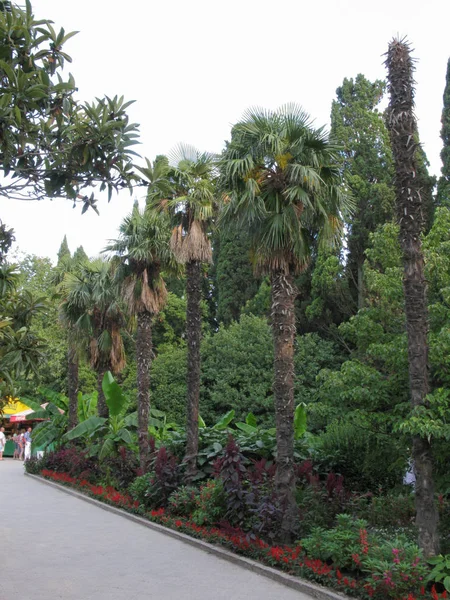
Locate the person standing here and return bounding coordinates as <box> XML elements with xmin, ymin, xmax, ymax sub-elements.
<box><xmin>0</xmin><ymin>427</ymin><xmax>6</xmax><ymax>461</ymax></box>
<box><xmin>17</xmin><ymin>431</ymin><xmax>24</xmax><ymax>461</ymax></box>
<box><xmin>12</xmin><ymin>432</ymin><xmax>19</xmax><ymax>459</ymax></box>
<box><xmin>24</xmin><ymin>427</ymin><xmax>32</xmax><ymax>461</ymax></box>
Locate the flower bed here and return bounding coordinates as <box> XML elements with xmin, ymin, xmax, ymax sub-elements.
<box><xmin>36</xmin><ymin>469</ymin><xmax>447</xmax><ymax>600</ymax></box>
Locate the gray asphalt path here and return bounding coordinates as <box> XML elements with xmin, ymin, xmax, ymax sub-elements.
<box><xmin>0</xmin><ymin>460</ymin><xmax>310</xmax><ymax>600</ymax></box>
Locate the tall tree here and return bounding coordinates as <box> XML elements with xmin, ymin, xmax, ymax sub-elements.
<box><xmin>330</xmin><ymin>74</ymin><xmax>395</xmax><ymax>309</ymax></box>
<box><xmin>437</xmin><ymin>58</ymin><xmax>450</xmax><ymax>208</ymax></box>
<box><xmin>385</xmin><ymin>38</ymin><xmax>439</xmax><ymax>556</ymax></box>
<box><xmin>220</xmin><ymin>104</ymin><xmax>349</xmax><ymax>539</ymax></box>
<box><xmin>146</xmin><ymin>147</ymin><xmax>216</xmax><ymax>480</ymax></box>
<box><xmin>105</xmin><ymin>203</ymin><xmax>173</xmax><ymax>471</ymax></box>
<box><xmin>62</xmin><ymin>259</ymin><xmax>126</xmax><ymax>418</ymax></box>
<box><xmin>57</xmin><ymin>236</ymin><xmax>71</xmax><ymax>265</ymax></box>
<box><xmin>0</xmin><ymin>2</ymin><xmax>139</xmax><ymax>210</ymax></box>
<box><xmin>214</xmin><ymin>228</ymin><xmax>259</xmax><ymax>326</ymax></box>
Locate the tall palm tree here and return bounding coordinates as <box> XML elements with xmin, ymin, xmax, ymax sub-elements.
<box><xmin>52</xmin><ymin>251</ymin><xmax>88</xmax><ymax>431</ymax></box>
<box><xmin>146</xmin><ymin>146</ymin><xmax>216</xmax><ymax>480</ymax></box>
<box><xmin>62</xmin><ymin>259</ymin><xmax>126</xmax><ymax>418</ymax></box>
<box><xmin>220</xmin><ymin>104</ymin><xmax>350</xmax><ymax>540</ymax></box>
<box><xmin>385</xmin><ymin>39</ymin><xmax>439</xmax><ymax>556</ymax></box>
<box><xmin>105</xmin><ymin>202</ymin><xmax>173</xmax><ymax>471</ymax></box>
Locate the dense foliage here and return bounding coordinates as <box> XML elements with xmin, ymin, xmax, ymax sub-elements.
<box><xmin>3</xmin><ymin>6</ymin><xmax>450</xmax><ymax>592</ymax></box>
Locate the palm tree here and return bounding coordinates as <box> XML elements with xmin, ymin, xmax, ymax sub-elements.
<box><xmin>52</xmin><ymin>250</ymin><xmax>86</xmax><ymax>431</ymax></box>
<box><xmin>146</xmin><ymin>146</ymin><xmax>216</xmax><ymax>480</ymax></box>
<box><xmin>105</xmin><ymin>202</ymin><xmax>173</xmax><ymax>471</ymax></box>
<box><xmin>385</xmin><ymin>39</ymin><xmax>439</xmax><ymax>556</ymax></box>
<box><xmin>62</xmin><ymin>259</ymin><xmax>126</xmax><ymax>418</ymax></box>
<box><xmin>220</xmin><ymin>104</ymin><xmax>350</xmax><ymax>540</ymax></box>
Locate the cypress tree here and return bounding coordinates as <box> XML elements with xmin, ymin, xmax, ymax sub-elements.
<box><xmin>215</xmin><ymin>228</ymin><xmax>259</xmax><ymax>326</ymax></box>
<box><xmin>437</xmin><ymin>58</ymin><xmax>450</xmax><ymax>208</ymax></box>
<box><xmin>57</xmin><ymin>235</ymin><xmax>71</xmax><ymax>265</ymax></box>
<box><xmin>331</xmin><ymin>74</ymin><xmax>395</xmax><ymax>309</ymax></box>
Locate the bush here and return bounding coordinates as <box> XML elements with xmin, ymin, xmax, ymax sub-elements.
<box><xmin>216</xmin><ymin>436</ymin><xmax>247</xmax><ymax>525</ymax></box>
<box><xmin>129</xmin><ymin>473</ymin><xmax>154</xmax><ymax>509</ymax></box>
<box><xmin>313</xmin><ymin>420</ymin><xmax>407</xmax><ymax>492</ymax></box>
<box><xmin>98</xmin><ymin>446</ymin><xmax>140</xmax><ymax>490</ymax></box>
<box><xmin>302</xmin><ymin>513</ymin><xmax>371</xmax><ymax>569</ymax></box>
<box><xmin>168</xmin><ymin>486</ymin><xmax>199</xmax><ymax>517</ymax></box>
<box><xmin>192</xmin><ymin>480</ymin><xmax>226</xmax><ymax>526</ymax></box>
<box><xmin>24</xmin><ymin>455</ymin><xmax>46</xmax><ymax>475</ymax></box>
<box><xmin>40</xmin><ymin>447</ymin><xmax>98</xmax><ymax>480</ymax></box>
<box><xmin>351</xmin><ymin>491</ymin><xmax>415</xmax><ymax>529</ymax></box>
<box><xmin>130</xmin><ymin>447</ymin><xmax>181</xmax><ymax>509</ymax></box>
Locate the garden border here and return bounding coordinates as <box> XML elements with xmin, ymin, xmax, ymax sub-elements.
<box><xmin>26</xmin><ymin>472</ymin><xmax>350</xmax><ymax>600</ymax></box>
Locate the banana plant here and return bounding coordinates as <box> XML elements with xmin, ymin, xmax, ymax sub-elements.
<box><xmin>148</xmin><ymin>407</ymin><xmax>178</xmax><ymax>441</ymax></box>
<box><xmin>62</xmin><ymin>372</ymin><xmax>137</xmax><ymax>459</ymax></box>
<box><xmin>24</xmin><ymin>390</ymin><xmax>69</xmax><ymax>451</ymax></box>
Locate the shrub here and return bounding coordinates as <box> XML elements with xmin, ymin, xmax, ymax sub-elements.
<box><xmin>41</xmin><ymin>447</ymin><xmax>98</xmax><ymax>479</ymax></box>
<box><xmin>129</xmin><ymin>473</ymin><xmax>154</xmax><ymax>508</ymax></box>
<box><xmin>302</xmin><ymin>513</ymin><xmax>371</xmax><ymax>569</ymax></box>
<box><xmin>216</xmin><ymin>436</ymin><xmax>247</xmax><ymax>525</ymax></box>
<box><xmin>24</xmin><ymin>455</ymin><xmax>46</xmax><ymax>475</ymax></box>
<box><xmin>192</xmin><ymin>480</ymin><xmax>226</xmax><ymax>526</ymax></box>
<box><xmin>129</xmin><ymin>473</ymin><xmax>154</xmax><ymax>509</ymax></box>
<box><xmin>168</xmin><ymin>486</ymin><xmax>199</xmax><ymax>517</ymax></box>
<box><xmin>98</xmin><ymin>446</ymin><xmax>140</xmax><ymax>490</ymax></box>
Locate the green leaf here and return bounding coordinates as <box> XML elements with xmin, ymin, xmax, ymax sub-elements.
<box><xmin>117</xmin><ymin>428</ymin><xmax>133</xmax><ymax>445</ymax></box>
<box><xmin>444</xmin><ymin>576</ymin><xmax>450</xmax><ymax>592</ymax></box>
<box><xmin>63</xmin><ymin>416</ymin><xmax>106</xmax><ymax>441</ymax></box>
<box><xmin>428</xmin><ymin>556</ymin><xmax>444</xmax><ymax>565</ymax></box>
<box><xmin>246</xmin><ymin>412</ymin><xmax>257</xmax><ymax>427</ymax></box>
<box><xmin>150</xmin><ymin>408</ymin><xmax>166</xmax><ymax>418</ymax></box>
<box><xmin>294</xmin><ymin>403</ymin><xmax>307</xmax><ymax>439</ymax></box>
<box><xmin>99</xmin><ymin>437</ymin><xmax>115</xmax><ymax>460</ymax></box>
<box><xmin>198</xmin><ymin>414</ymin><xmax>206</xmax><ymax>428</ymax></box>
<box><xmin>213</xmin><ymin>409</ymin><xmax>235</xmax><ymax>430</ymax></box>
<box><xmin>102</xmin><ymin>371</ymin><xmax>127</xmax><ymax>416</ymax></box>
<box><xmin>235</xmin><ymin>422</ymin><xmax>257</xmax><ymax>434</ymax></box>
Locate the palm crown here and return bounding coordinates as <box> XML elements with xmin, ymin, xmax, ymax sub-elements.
<box><xmin>220</xmin><ymin>104</ymin><xmax>351</xmax><ymax>274</ymax></box>
<box><xmin>146</xmin><ymin>144</ymin><xmax>217</xmax><ymax>265</ymax></box>
<box><xmin>105</xmin><ymin>202</ymin><xmax>174</xmax><ymax>317</ymax></box>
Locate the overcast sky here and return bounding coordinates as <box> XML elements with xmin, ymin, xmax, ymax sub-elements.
<box><xmin>3</xmin><ymin>0</ymin><xmax>450</xmax><ymax>263</ymax></box>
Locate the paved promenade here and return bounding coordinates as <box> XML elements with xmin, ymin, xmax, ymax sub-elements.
<box><xmin>0</xmin><ymin>460</ymin><xmax>310</xmax><ymax>600</ymax></box>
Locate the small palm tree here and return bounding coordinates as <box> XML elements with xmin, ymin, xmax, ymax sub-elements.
<box><xmin>146</xmin><ymin>146</ymin><xmax>216</xmax><ymax>480</ymax></box>
<box><xmin>220</xmin><ymin>104</ymin><xmax>350</xmax><ymax>539</ymax></box>
<box><xmin>62</xmin><ymin>259</ymin><xmax>126</xmax><ymax>418</ymax></box>
<box><xmin>105</xmin><ymin>202</ymin><xmax>174</xmax><ymax>471</ymax></box>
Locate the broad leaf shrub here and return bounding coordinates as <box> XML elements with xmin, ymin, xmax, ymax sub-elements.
<box><xmin>98</xmin><ymin>446</ymin><xmax>140</xmax><ymax>490</ymax></box>
<box><xmin>191</xmin><ymin>480</ymin><xmax>226</xmax><ymax>526</ymax></box>
<box><xmin>129</xmin><ymin>447</ymin><xmax>180</xmax><ymax>509</ymax></box>
<box><xmin>168</xmin><ymin>486</ymin><xmax>199</xmax><ymax>518</ymax></box>
<box><xmin>34</xmin><ymin>468</ymin><xmax>449</xmax><ymax>600</ymax></box>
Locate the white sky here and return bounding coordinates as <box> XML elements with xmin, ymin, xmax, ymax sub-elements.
<box><xmin>3</xmin><ymin>0</ymin><xmax>450</xmax><ymax>262</ymax></box>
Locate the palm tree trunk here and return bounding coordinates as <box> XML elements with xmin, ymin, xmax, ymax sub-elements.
<box><xmin>184</xmin><ymin>259</ymin><xmax>202</xmax><ymax>481</ymax></box>
<box><xmin>271</xmin><ymin>270</ymin><xmax>297</xmax><ymax>541</ymax></box>
<box><xmin>386</xmin><ymin>38</ymin><xmax>439</xmax><ymax>556</ymax></box>
<box><xmin>67</xmin><ymin>337</ymin><xmax>79</xmax><ymax>430</ymax></box>
<box><xmin>136</xmin><ymin>310</ymin><xmax>153</xmax><ymax>472</ymax></box>
<box><xmin>97</xmin><ymin>364</ymin><xmax>109</xmax><ymax>419</ymax></box>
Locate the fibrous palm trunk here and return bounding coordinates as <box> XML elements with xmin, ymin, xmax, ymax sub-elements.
<box><xmin>136</xmin><ymin>309</ymin><xmax>153</xmax><ymax>472</ymax></box>
<box><xmin>184</xmin><ymin>259</ymin><xmax>202</xmax><ymax>481</ymax></box>
<box><xmin>67</xmin><ymin>337</ymin><xmax>79</xmax><ymax>430</ymax></box>
<box><xmin>386</xmin><ymin>38</ymin><xmax>439</xmax><ymax>556</ymax></box>
<box><xmin>97</xmin><ymin>362</ymin><xmax>109</xmax><ymax>419</ymax></box>
<box><xmin>271</xmin><ymin>270</ymin><xmax>297</xmax><ymax>541</ymax></box>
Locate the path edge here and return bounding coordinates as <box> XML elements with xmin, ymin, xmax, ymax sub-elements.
<box><xmin>25</xmin><ymin>472</ymin><xmax>350</xmax><ymax>600</ymax></box>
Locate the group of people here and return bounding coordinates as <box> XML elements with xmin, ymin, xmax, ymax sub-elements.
<box><xmin>0</xmin><ymin>426</ymin><xmax>32</xmax><ymax>461</ymax></box>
